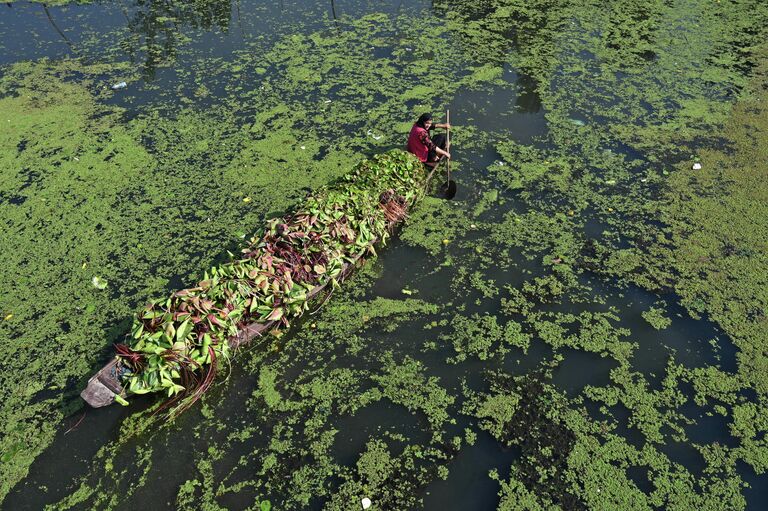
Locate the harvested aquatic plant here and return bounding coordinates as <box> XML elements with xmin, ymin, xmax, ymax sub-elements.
<box><xmin>113</xmin><ymin>150</ymin><xmax>426</xmax><ymax>411</ymax></box>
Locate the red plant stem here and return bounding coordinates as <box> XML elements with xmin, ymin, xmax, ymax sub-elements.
<box><xmin>64</xmin><ymin>410</ymin><xmax>87</xmax><ymax>435</ymax></box>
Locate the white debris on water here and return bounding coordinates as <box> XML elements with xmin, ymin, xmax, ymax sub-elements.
<box><xmin>361</xmin><ymin>497</ymin><xmax>372</xmax><ymax>509</ymax></box>
<box><xmin>693</xmin><ymin>162</ymin><xmax>702</xmax><ymax>170</ymax></box>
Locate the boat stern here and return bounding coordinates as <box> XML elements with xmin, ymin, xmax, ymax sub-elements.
<box><xmin>81</xmin><ymin>359</ymin><xmax>126</xmax><ymax>408</ymax></box>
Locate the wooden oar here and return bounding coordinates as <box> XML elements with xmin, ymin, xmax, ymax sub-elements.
<box><xmin>442</xmin><ymin>109</ymin><xmax>457</xmax><ymax>199</ymax></box>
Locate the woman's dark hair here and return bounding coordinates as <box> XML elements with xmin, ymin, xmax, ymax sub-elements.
<box><xmin>416</xmin><ymin>112</ymin><xmax>433</xmax><ymax>128</ymax></box>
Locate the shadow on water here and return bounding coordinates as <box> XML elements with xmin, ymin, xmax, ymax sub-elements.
<box><xmin>5</xmin><ymin>402</ymin><xmax>134</xmax><ymax>509</ymax></box>
<box><xmin>370</xmin><ymin>241</ymin><xmax>447</xmax><ymax>301</ymax></box>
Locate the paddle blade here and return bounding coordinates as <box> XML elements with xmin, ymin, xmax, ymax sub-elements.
<box><xmin>442</xmin><ymin>180</ymin><xmax>457</xmax><ymax>200</ymax></box>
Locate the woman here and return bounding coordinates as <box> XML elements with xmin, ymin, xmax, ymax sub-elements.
<box><xmin>407</xmin><ymin>113</ymin><xmax>451</xmax><ymax>167</ymax></box>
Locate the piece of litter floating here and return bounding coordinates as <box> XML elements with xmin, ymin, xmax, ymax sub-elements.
<box><xmin>372</xmin><ymin>134</ymin><xmax>382</xmax><ymax>140</ymax></box>
<box><xmin>92</xmin><ymin>276</ymin><xmax>108</xmax><ymax>290</ymax></box>
<box><xmin>470</xmin><ymin>224</ymin><xmax>477</xmax><ymax>228</ymax></box>
<box><xmin>361</xmin><ymin>497</ymin><xmax>372</xmax><ymax>510</ymax></box>
<box><xmin>324</xmin><ymin>99</ymin><xmax>332</xmax><ymax>103</ymax></box>
<box><xmin>640</xmin><ymin>178</ymin><xmax>648</xmax><ymax>182</ymax></box>
<box><xmin>111</xmin><ymin>81</ymin><xmax>127</xmax><ymax>90</ymax></box>
<box><xmin>74</xmin><ymin>156</ymin><xmax>80</xmax><ymax>161</ymax></box>
<box><xmin>605</xmin><ymin>179</ymin><xmax>617</xmax><ymax>185</ymax></box>
<box><xmin>405</xmin><ymin>47</ymin><xmax>412</xmax><ymax>51</ymax></box>
<box><xmin>692</xmin><ymin>162</ymin><xmax>702</xmax><ymax>170</ymax></box>
<box><xmin>497</xmin><ymin>161</ymin><xmax>505</xmax><ymax>166</ymax></box>
<box><xmin>300</xmin><ymin>146</ymin><xmax>306</xmax><ymax>150</ymax></box>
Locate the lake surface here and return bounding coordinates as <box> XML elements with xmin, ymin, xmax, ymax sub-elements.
<box><xmin>1</xmin><ymin>0</ymin><xmax>767</xmax><ymax>509</ymax></box>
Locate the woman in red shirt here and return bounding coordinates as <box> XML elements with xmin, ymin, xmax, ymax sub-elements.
<box><xmin>407</xmin><ymin>113</ymin><xmax>451</xmax><ymax>167</ymax></box>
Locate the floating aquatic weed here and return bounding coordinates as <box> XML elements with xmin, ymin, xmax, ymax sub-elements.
<box><xmin>91</xmin><ymin>276</ymin><xmax>108</xmax><ymax>290</ymax></box>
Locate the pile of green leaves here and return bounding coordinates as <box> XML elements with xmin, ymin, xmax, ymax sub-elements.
<box><xmin>118</xmin><ymin>150</ymin><xmax>427</xmax><ymax>406</ymax></box>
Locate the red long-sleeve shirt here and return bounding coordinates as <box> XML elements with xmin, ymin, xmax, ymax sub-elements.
<box><xmin>406</xmin><ymin>123</ymin><xmax>435</xmax><ymax>162</ymax></box>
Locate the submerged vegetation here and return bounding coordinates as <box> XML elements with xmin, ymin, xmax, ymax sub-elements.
<box><xmin>1</xmin><ymin>0</ymin><xmax>767</xmax><ymax>509</ymax></box>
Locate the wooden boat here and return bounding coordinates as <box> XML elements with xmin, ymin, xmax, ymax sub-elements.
<box><xmin>82</xmin><ymin>256</ymin><xmax>361</xmax><ymax>407</ymax></box>
<box><xmin>82</xmin><ymin>151</ymin><xmax>440</xmax><ymax>408</ymax></box>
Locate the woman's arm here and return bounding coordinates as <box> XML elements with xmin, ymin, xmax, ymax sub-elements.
<box><xmin>433</xmin><ymin>122</ymin><xmax>452</xmax><ymax>130</ymax></box>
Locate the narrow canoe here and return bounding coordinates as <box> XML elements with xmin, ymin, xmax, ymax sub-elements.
<box><xmin>81</xmin><ymin>151</ymin><xmax>440</xmax><ymax>408</ymax></box>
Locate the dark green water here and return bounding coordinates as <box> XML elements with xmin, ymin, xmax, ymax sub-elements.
<box><xmin>2</xmin><ymin>0</ymin><xmax>767</xmax><ymax>509</ymax></box>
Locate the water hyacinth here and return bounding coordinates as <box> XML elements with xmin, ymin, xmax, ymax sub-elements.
<box><xmin>115</xmin><ymin>150</ymin><xmax>427</xmax><ymax>412</ymax></box>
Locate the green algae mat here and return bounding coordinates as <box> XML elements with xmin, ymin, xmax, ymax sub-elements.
<box><xmin>1</xmin><ymin>0</ymin><xmax>768</xmax><ymax>509</ymax></box>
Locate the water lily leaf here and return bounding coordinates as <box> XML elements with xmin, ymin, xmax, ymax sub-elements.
<box><xmin>91</xmin><ymin>276</ymin><xmax>108</xmax><ymax>290</ymax></box>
